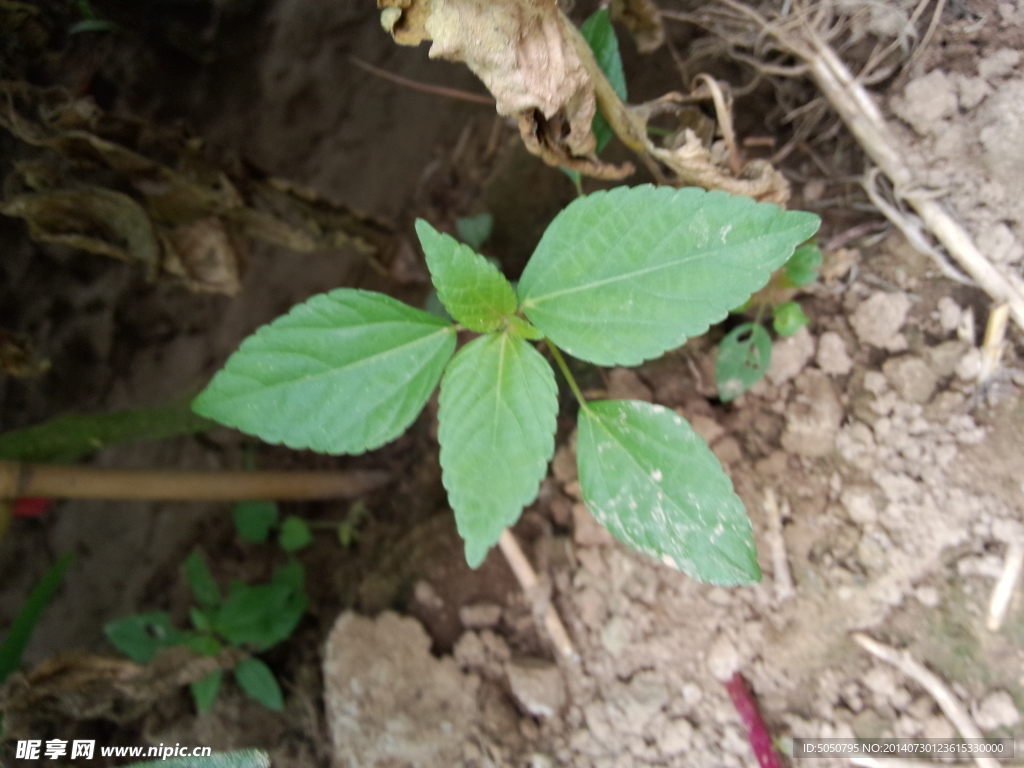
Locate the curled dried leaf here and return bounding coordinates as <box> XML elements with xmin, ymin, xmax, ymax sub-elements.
<box><xmin>0</xmin><ymin>82</ymin><xmax>397</xmax><ymax>291</ymax></box>
<box><xmin>0</xmin><ymin>329</ymin><xmax>49</xmax><ymax>378</ymax></box>
<box><xmin>380</xmin><ymin>0</ymin><xmax>631</xmax><ymax>179</ymax></box>
<box><xmin>610</xmin><ymin>0</ymin><xmax>666</xmax><ymax>53</ymax></box>
<box><xmin>0</xmin><ymin>187</ymin><xmax>161</xmax><ymax>273</ymax></box>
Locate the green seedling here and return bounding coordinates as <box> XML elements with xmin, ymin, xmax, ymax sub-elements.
<box><xmin>105</xmin><ymin>551</ymin><xmax>306</xmax><ymax>712</ymax></box>
<box><xmin>0</xmin><ymin>554</ymin><xmax>73</xmax><ymax>732</ymax></box>
<box><xmin>233</xmin><ymin>499</ymin><xmax>355</xmax><ymax>553</ymax></box>
<box><xmin>566</xmin><ymin>9</ymin><xmax>626</xmax><ymax>195</ymax></box>
<box><xmin>0</xmin><ymin>401</ymin><xmax>213</xmax><ymax>464</ymax></box>
<box><xmin>194</xmin><ymin>185</ymin><xmax>819</xmax><ymax>585</ymax></box>
<box><xmin>715</xmin><ymin>240</ymin><xmax>822</xmax><ymax>402</ymax></box>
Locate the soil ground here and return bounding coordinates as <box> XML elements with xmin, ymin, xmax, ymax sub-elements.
<box><xmin>1</xmin><ymin>1</ymin><xmax>1022</xmax><ymax>767</ymax></box>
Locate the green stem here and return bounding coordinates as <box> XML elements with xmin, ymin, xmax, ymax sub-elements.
<box><xmin>753</xmin><ymin>302</ymin><xmax>768</xmax><ymax>328</ymax></box>
<box><xmin>572</xmin><ymin>172</ymin><xmax>584</xmax><ymax>198</ymax></box>
<box><xmin>546</xmin><ymin>342</ymin><xmax>589</xmax><ymax>410</ymax></box>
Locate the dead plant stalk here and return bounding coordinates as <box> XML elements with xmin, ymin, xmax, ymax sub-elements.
<box><xmin>0</xmin><ymin>461</ymin><xmax>388</xmax><ymax>501</ymax></box>
<box><xmin>852</xmin><ymin>633</ymin><xmax>999</xmax><ymax>768</ymax></box>
<box><xmin>661</xmin><ymin>5</ymin><xmax>1024</xmax><ymax>332</ymax></box>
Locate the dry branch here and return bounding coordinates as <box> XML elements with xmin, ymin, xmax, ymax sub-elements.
<box><xmin>498</xmin><ymin>529</ymin><xmax>578</xmax><ymax>662</ymax></box>
<box><xmin>662</xmin><ymin>2</ymin><xmax>1024</xmax><ymax>332</ymax></box>
<box><xmin>852</xmin><ymin>633</ymin><xmax>999</xmax><ymax>768</ymax></box>
<box><xmin>0</xmin><ymin>461</ymin><xmax>388</xmax><ymax>501</ymax></box>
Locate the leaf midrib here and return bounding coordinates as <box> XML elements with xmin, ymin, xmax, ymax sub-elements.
<box><xmin>212</xmin><ymin>324</ymin><xmax>454</xmax><ymax>406</ymax></box>
<box><xmin>522</xmin><ymin>229</ymin><xmax>789</xmax><ymax>308</ymax></box>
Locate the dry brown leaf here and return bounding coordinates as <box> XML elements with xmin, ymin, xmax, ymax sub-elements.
<box><xmin>647</xmin><ymin>127</ymin><xmax>791</xmax><ymax>204</ymax></box>
<box><xmin>610</xmin><ymin>0</ymin><xmax>666</xmax><ymax>53</ymax></box>
<box><xmin>0</xmin><ymin>186</ymin><xmax>161</xmax><ymax>273</ymax></box>
<box><xmin>0</xmin><ymin>328</ymin><xmax>49</xmax><ymax>378</ymax></box>
<box><xmin>0</xmin><ymin>82</ymin><xmax>397</xmax><ymax>292</ymax></box>
<box><xmin>0</xmin><ymin>647</ymin><xmax>245</xmax><ymax>738</ymax></box>
<box><xmin>379</xmin><ymin>0</ymin><xmax>632</xmax><ymax>179</ymax></box>
<box><xmin>163</xmin><ymin>217</ymin><xmax>244</xmax><ymax>294</ymax></box>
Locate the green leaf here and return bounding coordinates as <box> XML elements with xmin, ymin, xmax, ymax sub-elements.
<box><xmin>577</xmin><ymin>400</ymin><xmax>760</xmax><ymax>585</ymax></box>
<box><xmin>784</xmin><ymin>241</ymin><xmax>823</xmax><ymax>287</ymax></box>
<box><xmin>506</xmin><ymin>315</ymin><xmax>544</xmax><ymax>341</ymax></box>
<box><xmin>185</xmin><ymin>551</ymin><xmax>220</xmax><ymax>609</ymax></box>
<box><xmin>438</xmin><ymin>334</ymin><xmax>558</xmax><ymax>567</ymax></box>
<box><xmin>234</xmin><ymin>658</ymin><xmax>284</xmax><ymax>712</ymax></box>
<box><xmin>580</xmin><ymin>9</ymin><xmax>626</xmax><ymax>154</ymax></box>
<box><xmin>124</xmin><ymin>750</ymin><xmax>270</xmax><ymax>768</ymax></box>
<box><xmin>0</xmin><ymin>402</ymin><xmax>213</xmax><ymax>463</ymax></box>
<box><xmin>518</xmin><ymin>186</ymin><xmax>820</xmax><ymax>366</ymax></box>
<box><xmin>279</xmin><ymin>516</ymin><xmax>313</xmax><ymax>553</ymax></box>
<box><xmin>0</xmin><ymin>554</ymin><xmax>73</xmax><ymax>684</ymax></box>
<box><xmin>416</xmin><ymin>220</ymin><xmax>518</xmax><ymax>333</ymax></box>
<box><xmin>104</xmin><ymin>612</ymin><xmax>186</xmax><ymax>663</ymax></box>
<box><xmin>773</xmin><ymin>301</ymin><xmax>810</xmax><ymax>337</ymax></box>
<box><xmin>190</xmin><ymin>607</ymin><xmax>213</xmax><ymax>633</ymax></box>
<box><xmin>193</xmin><ymin>289</ymin><xmax>457</xmax><ymax>455</ymax></box>
<box><xmin>716</xmin><ymin>323</ymin><xmax>772</xmax><ymax>403</ymax></box>
<box><xmin>69</xmin><ymin>18</ymin><xmax>117</xmax><ymax>34</ymax></box>
<box><xmin>213</xmin><ymin>568</ymin><xmax>305</xmax><ymax>651</ymax></box>
<box><xmin>455</xmin><ymin>213</ymin><xmax>494</xmax><ymax>250</ymax></box>
<box><xmin>191</xmin><ymin>670</ymin><xmax>223</xmax><ymax>714</ymax></box>
<box><xmin>233</xmin><ymin>500</ymin><xmax>279</xmax><ymax>544</ymax></box>
<box><xmin>184</xmin><ymin>633</ymin><xmax>221</xmax><ymax>656</ymax></box>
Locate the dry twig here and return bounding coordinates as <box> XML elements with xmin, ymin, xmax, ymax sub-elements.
<box><xmin>661</xmin><ymin>2</ymin><xmax>1024</xmax><ymax>331</ymax></box>
<box><xmin>987</xmin><ymin>538</ymin><xmax>1024</xmax><ymax>632</ymax></box>
<box><xmin>763</xmin><ymin>489</ymin><xmax>794</xmax><ymax>602</ymax></box>
<box><xmin>0</xmin><ymin>461</ymin><xmax>387</xmax><ymax>501</ymax></box>
<box><xmin>852</xmin><ymin>633</ymin><xmax>999</xmax><ymax>768</ymax></box>
<box><xmin>498</xmin><ymin>529</ymin><xmax>578</xmax><ymax>663</ymax></box>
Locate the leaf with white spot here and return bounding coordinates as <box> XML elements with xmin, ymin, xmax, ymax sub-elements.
<box><xmin>715</xmin><ymin>322</ymin><xmax>772</xmax><ymax>403</ymax></box>
<box><xmin>518</xmin><ymin>185</ymin><xmax>820</xmax><ymax>366</ymax></box>
<box><xmin>576</xmin><ymin>400</ymin><xmax>760</xmax><ymax>585</ymax></box>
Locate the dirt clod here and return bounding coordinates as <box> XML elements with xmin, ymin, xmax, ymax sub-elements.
<box><xmin>850</xmin><ymin>291</ymin><xmax>911</xmax><ymax>350</ymax></box>
<box><xmin>974</xmin><ymin>690</ymin><xmax>1021</xmax><ymax>730</ymax></box>
<box><xmin>817</xmin><ymin>331</ymin><xmax>853</xmax><ymax>375</ymax></box>
<box><xmin>882</xmin><ymin>356</ymin><xmax>938</xmax><ymax>404</ymax></box>
<box><xmin>780</xmin><ymin>370</ymin><xmax>843</xmax><ymax>457</ymax></box>
<box><xmin>506</xmin><ymin>659</ymin><xmax>565</xmax><ymax>718</ymax></box>
<box><xmin>767</xmin><ymin>326</ymin><xmax>816</xmax><ymax>385</ymax></box>
<box><xmin>323</xmin><ymin>612</ymin><xmax>484</xmax><ymax>768</ymax></box>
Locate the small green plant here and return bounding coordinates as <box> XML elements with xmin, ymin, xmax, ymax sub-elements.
<box><xmin>715</xmin><ymin>240</ymin><xmax>823</xmax><ymax>402</ymax></box>
<box><xmin>0</xmin><ymin>554</ymin><xmax>73</xmax><ymax>732</ymax></box>
<box><xmin>194</xmin><ymin>185</ymin><xmax>818</xmax><ymax>586</ymax></box>
<box><xmin>105</xmin><ymin>537</ymin><xmax>306</xmax><ymax>712</ymax></box>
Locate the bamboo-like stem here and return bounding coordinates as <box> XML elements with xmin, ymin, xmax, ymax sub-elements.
<box><xmin>546</xmin><ymin>343</ymin><xmax>589</xmax><ymax>410</ymax></box>
<box><xmin>0</xmin><ymin>461</ymin><xmax>389</xmax><ymax>502</ymax></box>
<box><xmin>498</xmin><ymin>529</ymin><xmax>578</xmax><ymax>663</ymax></box>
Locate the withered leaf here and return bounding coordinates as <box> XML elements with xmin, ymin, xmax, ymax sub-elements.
<box><xmin>0</xmin><ymin>82</ymin><xmax>396</xmax><ymax>294</ymax></box>
<box><xmin>610</xmin><ymin>0</ymin><xmax>666</xmax><ymax>54</ymax></box>
<box><xmin>0</xmin><ymin>186</ymin><xmax>161</xmax><ymax>273</ymax></box>
<box><xmin>379</xmin><ymin>0</ymin><xmax>632</xmax><ymax>179</ymax></box>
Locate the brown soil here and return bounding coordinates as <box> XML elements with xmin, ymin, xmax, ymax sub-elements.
<box><xmin>1</xmin><ymin>1</ymin><xmax>1022</xmax><ymax>767</ymax></box>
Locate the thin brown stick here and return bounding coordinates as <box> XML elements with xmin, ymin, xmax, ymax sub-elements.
<box><xmin>498</xmin><ymin>529</ymin><xmax>578</xmax><ymax>662</ymax></box>
<box><xmin>348</xmin><ymin>56</ymin><xmax>496</xmax><ymax>106</ymax></box>
<box><xmin>0</xmin><ymin>461</ymin><xmax>388</xmax><ymax>501</ymax></box>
